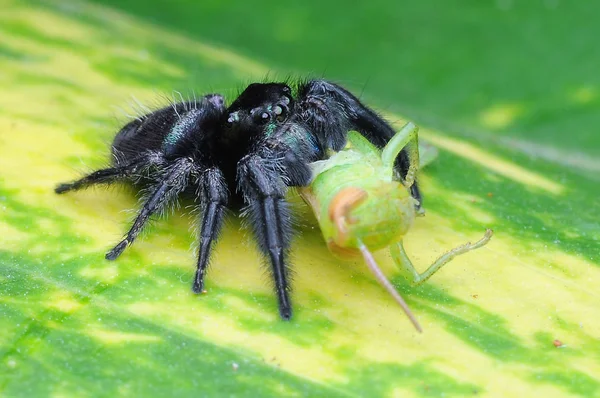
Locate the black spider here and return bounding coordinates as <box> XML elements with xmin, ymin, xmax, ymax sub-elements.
<box><xmin>55</xmin><ymin>79</ymin><xmax>421</xmax><ymax>320</ymax></box>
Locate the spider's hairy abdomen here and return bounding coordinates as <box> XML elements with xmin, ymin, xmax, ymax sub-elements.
<box><xmin>112</xmin><ymin>96</ymin><xmax>226</xmax><ymax>166</ymax></box>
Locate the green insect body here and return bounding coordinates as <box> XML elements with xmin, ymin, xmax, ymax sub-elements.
<box><xmin>301</xmin><ymin>122</ymin><xmax>493</xmax><ymax>332</ymax></box>
<box><xmin>307</xmin><ymin>126</ymin><xmax>418</xmax><ymax>256</ymax></box>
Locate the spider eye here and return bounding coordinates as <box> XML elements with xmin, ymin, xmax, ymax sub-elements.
<box><xmin>252</xmin><ymin>109</ymin><xmax>271</xmax><ymax>125</ymax></box>
<box><xmin>281</xmin><ymin>96</ymin><xmax>291</xmax><ymax>106</ymax></box>
<box><xmin>227</xmin><ymin>112</ymin><xmax>239</xmax><ymax>125</ymax></box>
<box><xmin>273</xmin><ymin>105</ymin><xmax>287</xmax><ymax>122</ymax></box>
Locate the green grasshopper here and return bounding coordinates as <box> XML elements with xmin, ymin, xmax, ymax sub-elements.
<box><xmin>300</xmin><ymin>122</ymin><xmax>493</xmax><ymax>332</ymax></box>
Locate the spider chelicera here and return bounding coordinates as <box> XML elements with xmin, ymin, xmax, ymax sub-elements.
<box><xmin>55</xmin><ymin>79</ymin><xmax>421</xmax><ymax>320</ymax></box>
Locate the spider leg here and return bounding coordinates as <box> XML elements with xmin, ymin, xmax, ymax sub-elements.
<box><xmin>55</xmin><ymin>152</ymin><xmax>163</xmax><ymax>194</ymax></box>
<box><xmin>105</xmin><ymin>158</ymin><xmax>193</xmax><ymax>260</ymax></box>
<box><xmin>296</xmin><ymin>79</ymin><xmax>422</xmax><ymax>206</ymax></box>
<box><xmin>192</xmin><ymin>167</ymin><xmax>228</xmax><ymax>293</ymax></box>
<box><xmin>237</xmin><ymin>154</ymin><xmax>293</xmax><ymax>320</ymax></box>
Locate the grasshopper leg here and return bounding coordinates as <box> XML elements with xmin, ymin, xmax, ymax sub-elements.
<box><xmin>390</xmin><ymin>229</ymin><xmax>493</xmax><ymax>285</ymax></box>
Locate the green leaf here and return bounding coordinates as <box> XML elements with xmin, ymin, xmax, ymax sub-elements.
<box><xmin>1</xmin><ymin>0</ymin><xmax>599</xmax><ymax>397</ymax></box>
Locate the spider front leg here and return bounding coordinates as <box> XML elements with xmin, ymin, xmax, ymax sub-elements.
<box><xmin>192</xmin><ymin>167</ymin><xmax>228</xmax><ymax>293</ymax></box>
<box><xmin>105</xmin><ymin>157</ymin><xmax>195</xmax><ymax>260</ymax></box>
<box><xmin>237</xmin><ymin>154</ymin><xmax>294</xmax><ymax>320</ymax></box>
<box><xmin>297</xmin><ymin>79</ymin><xmax>422</xmax><ymax>206</ymax></box>
<box><xmin>390</xmin><ymin>229</ymin><xmax>494</xmax><ymax>286</ymax></box>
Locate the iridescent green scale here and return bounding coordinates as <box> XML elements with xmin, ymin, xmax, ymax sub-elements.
<box><xmin>162</xmin><ymin>109</ymin><xmax>202</xmax><ymax>152</ymax></box>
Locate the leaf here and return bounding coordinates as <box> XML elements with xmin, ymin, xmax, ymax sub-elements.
<box><xmin>1</xmin><ymin>0</ymin><xmax>599</xmax><ymax>397</ymax></box>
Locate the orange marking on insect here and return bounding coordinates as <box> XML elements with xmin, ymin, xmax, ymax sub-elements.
<box><xmin>328</xmin><ymin>187</ymin><xmax>368</xmax><ymax>246</ymax></box>
<box><xmin>326</xmin><ymin>238</ymin><xmax>360</xmax><ymax>258</ymax></box>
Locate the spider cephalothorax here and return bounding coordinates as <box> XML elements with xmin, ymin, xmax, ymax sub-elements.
<box><xmin>55</xmin><ymin>79</ymin><xmax>421</xmax><ymax>319</ymax></box>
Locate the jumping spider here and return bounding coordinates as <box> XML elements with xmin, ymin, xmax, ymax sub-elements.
<box><xmin>55</xmin><ymin>79</ymin><xmax>421</xmax><ymax>320</ymax></box>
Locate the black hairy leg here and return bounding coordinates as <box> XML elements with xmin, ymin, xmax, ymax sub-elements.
<box><xmin>295</xmin><ymin>79</ymin><xmax>422</xmax><ymax>207</ymax></box>
<box><xmin>193</xmin><ymin>167</ymin><xmax>228</xmax><ymax>293</ymax></box>
<box><xmin>237</xmin><ymin>154</ymin><xmax>293</xmax><ymax>319</ymax></box>
<box><xmin>54</xmin><ymin>151</ymin><xmax>165</xmax><ymax>194</ymax></box>
<box><xmin>106</xmin><ymin>157</ymin><xmax>196</xmax><ymax>260</ymax></box>
<box><xmin>55</xmin><ymin>80</ymin><xmax>423</xmax><ymax>321</ymax></box>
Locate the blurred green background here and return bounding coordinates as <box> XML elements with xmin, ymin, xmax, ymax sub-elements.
<box><xmin>93</xmin><ymin>0</ymin><xmax>600</xmax><ymax>156</ymax></box>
